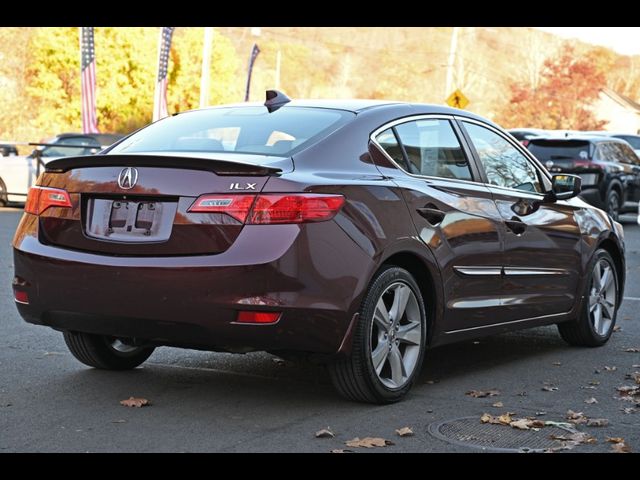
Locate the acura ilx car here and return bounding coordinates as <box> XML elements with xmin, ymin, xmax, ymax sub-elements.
<box><xmin>12</xmin><ymin>91</ymin><xmax>625</xmax><ymax>403</ymax></box>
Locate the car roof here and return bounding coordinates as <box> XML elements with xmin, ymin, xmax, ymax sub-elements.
<box><xmin>528</xmin><ymin>134</ymin><xmax>629</xmax><ymax>144</ymax></box>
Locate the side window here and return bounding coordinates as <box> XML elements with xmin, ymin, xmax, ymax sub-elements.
<box><xmin>392</xmin><ymin>119</ymin><xmax>473</xmax><ymax>181</ymax></box>
<box><xmin>463</xmin><ymin>122</ymin><xmax>542</xmax><ymax>193</ymax></box>
<box><xmin>374</xmin><ymin>128</ymin><xmax>409</xmax><ymax>170</ymax></box>
<box><xmin>616</xmin><ymin>142</ymin><xmax>639</xmax><ymax>164</ymax></box>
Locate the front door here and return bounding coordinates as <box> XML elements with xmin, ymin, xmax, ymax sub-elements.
<box><xmin>372</xmin><ymin>117</ymin><xmax>507</xmax><ymax>332</ymax></box>
<box><xmin>460</xmin><ymin>120</ymin><xmax>582</xmax><ymax>321</ymax></box>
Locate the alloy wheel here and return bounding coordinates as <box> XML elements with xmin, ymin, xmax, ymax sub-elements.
<box><xmin>588</xmin><ymin>258</ymin><xmax>617</xmax><ymax>336</ymax></box>
<box><xmin>369</xmin><ymin>282</ymin><xmax>423</xmax><ymax>389</ymax></box>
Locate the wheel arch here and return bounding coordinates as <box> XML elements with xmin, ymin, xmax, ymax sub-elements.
<box><xmin>598</xmin><ymin>236</ymin><xmax>625</xmax><ymax>303</ymax></box>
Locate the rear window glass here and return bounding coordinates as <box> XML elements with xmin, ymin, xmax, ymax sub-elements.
<box><xmin>109</xmin><ymin>106</ymin><xmax>353</xmax><ymax>157</ymax></box>
<box><xmin>527</xmin><ymin>140</ymin><xmax>592</xmax><ymax>162</ymax></box>
<box><xmin>613</xmin><ymin>135</ymin><xmax>640</xmax><ymax>150</ymax></box>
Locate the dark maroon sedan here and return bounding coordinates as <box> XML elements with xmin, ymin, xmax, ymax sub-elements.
<box><xmin>12</xmin><ymin>92</ymin><xmax>625</xmax><ymax>403</ymax></box>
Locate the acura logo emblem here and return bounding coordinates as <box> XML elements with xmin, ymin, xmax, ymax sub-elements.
<box><xmin>117</xmin><ymin>167</ymin><xmax>138</xmax><ymax>189</ymax></box>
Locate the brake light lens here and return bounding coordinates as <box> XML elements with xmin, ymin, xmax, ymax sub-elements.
<box><xmin>236</xmin><ymin>311</ymin><xmax>281</xmax><ymax>324</ymax></box>
<box><xmin>13</xmin><ymin>290</ymin><xmax>29</xmax><ymax>304</ymax></box>
<box><xmin>24</xmin><ymin>186</ymin><xmax>72</xmax><ymax>215</ymax></box>
<box><xmin>187</xmin><ymin>194</ymin><xmax>257</xmax><ymax>222</ymax></box>
<box><xmin>188</xmin><ymin>193</ymin><xmax>344</xmax><ymax>224</ymax></box>
<box><xmin>249</xmin><ymin>194</ymin><xmax>345</xmax><ymax>224</ymax></box>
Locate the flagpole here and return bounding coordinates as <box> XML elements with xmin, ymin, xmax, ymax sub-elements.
<box><xmin>152</xmin><ymin>28</ymin><xmax>164</xmax><ymax>122</ymax></box>
<box><xmin>200</xmin><ymin>27</ymin><xmax>214</xmax><ymax>109</ymax></box>
<box><xmin>244</xmin><ymin>43</ymin><xmax>260</xmax><ymax>102</ymax></box>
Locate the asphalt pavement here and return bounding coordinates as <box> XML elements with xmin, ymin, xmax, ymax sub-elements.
<box><xmin>1</xmin><ymin>206</ymin><xmax>639</xmax><ymax>452</ymax></box>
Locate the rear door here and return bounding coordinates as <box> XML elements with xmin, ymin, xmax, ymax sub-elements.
<box><xmin>372</xmin><ymin>116</ymin><xmax>507</xmax><ymax>332</ymax></box>
<box><xmin>459</xmin><ymin>119</ymin><xmax>582</xmax><ymax>321</ymax></box>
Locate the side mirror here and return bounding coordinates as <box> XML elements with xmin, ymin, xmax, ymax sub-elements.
<box><xmin>548</xmin><ymin>174</ymin><xmax>581</xmax><ymax>201</ymax></box>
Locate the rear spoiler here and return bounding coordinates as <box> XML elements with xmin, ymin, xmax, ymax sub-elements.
<box><xmin>45</xmin><ymin>154</ymin><xmax>283</xmax><ymax>176</ymax></box>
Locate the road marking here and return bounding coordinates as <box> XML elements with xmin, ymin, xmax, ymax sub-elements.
<box><xmin>146</xmin><ymin>361</ymin><xmax>283</xmax><ymax>381</ymax></box>
<box><xmin>623</xmin><ymin>297</ymin><xmax>640</xmax><ymax>301</ymax></box>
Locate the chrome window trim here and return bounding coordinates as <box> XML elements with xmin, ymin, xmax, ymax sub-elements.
<box><xmin>454</xmin><ymin>116</ymin><xmax>553</xmax><ymax>198</ymax></box>
<box><xmin>370</xmin><ymin>114</ymin><xmax>483</xmax><ymax>187</ymax></box>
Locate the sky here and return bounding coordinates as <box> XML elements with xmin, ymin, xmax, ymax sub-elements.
<box><xmin>536</xmin><ymin>27</ymin><xmax>640</xmax><ymax>56</ymax></box>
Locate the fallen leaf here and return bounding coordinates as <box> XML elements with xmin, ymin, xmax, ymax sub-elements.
<box><xmin>604</xmin><ymin>366</ymin><xmax>617</xmax><ymax>371</ymax></box>
<box><xmin>633</xmin><ymin>365</ymin><xmax>640</xmax><ymax>369</ymax></box>
<box><xmin>581</xmin><ymin>386</ymin><xmax>597</xmax><ymax>390</ymax></box>
<box><xmin>589</xmin><ymin>380</ymin><xmax>600</xmax><ymax>386</ymax></box>
<box><xmin>466</xmin><ymin>389</ymin><xmax>500</xmax><ymax>398</ymax></box>
<box><xmin>345</xmin><ymin>437</ymin><xmax>394</xmax><ymax>448</ymax></box>
<box><xmin>586</xmin><ymin>418</ymin><xmax>609</xmax><ymax>427</ymax></box>
<box><xmin>315</xmin><ymin>428</ymin><xmax>334</xmax><ymax>438</ymax></box>
<box><xmin>498</xmin><ymin>413</ymin><xmax>513</xmax><ymax>425</ymax></box>
<box><xmin>624</xmin><ymin>348</ymin><xmax>640</xmax><ymax>353</ymax></box>
<box><xmin>509</xmin><ymin>419</ymin><xmax>531</xmax><ymax>430</ymax></box>
<box><xmin>330</xmin><ymin>449</ymin><xmax>354</xmax><ymax>454</ymax></box>
<box><xmin>552</xmin><ymin>361</ymin><xmax>562</xmax><ymax>366</ymax></box>
<box><xmin>492</xmin><ymin>401</ymin><xmax>504</xmax><ymax>408</ymax></box>
<box><xmin>119</xmin><ymin>397</ymin><xmax>150</xmax><ymax>408</ymax></box>
<box><xmin>480</xmin><ymin>413</ymin><xmax>501</xmax><ymax>425</ymax></box>
<box><xmin>424</xmin><ymin>380</ymin><xmax>437</xmax><ymax>385</ymax></box>
<box><xmin>629</xmin><ymin>372</ymin><xmax>640</xmax><ymax>385</ymax></box>
<box><xmin>111</xmin><ymin>419</ymin><xmax>127</xmax><ymax>424</ymax></box>
<box><xmin>584</xmin><ymin>397</ymin><xmax>598</xmax><ymax>404</ymax></box>
<box><xmin>623</xmin><ymin>316</ymin><xmax>631</xmax><ymax>320</ymax></box>
<box><xmin>517</xmin><ymin>391</ymin><xmax>528</xmax><ymax>397</ymax></box>
<box><xmin>544</xmin><ymin>420</ymin><xmax>574</xmax><ymax>428</ymax></box>
<box><xmin>606</xmin><ymin>437</ymin><xmax>625</xmax><ymax>444</ymax></box>
<box><xmin>272</xmin><ymin>358</ymin><xmax>286</xmax><ymax>366</ymax></box>
<box><xmin>622</xmin><ymin>407</ymin><xmax>637</xmax><ymax>414</ymax></box>
<box><xmin>541</xmin><ymin>385</ymin><xmax>558</xmax><ymax>392</ymax></box>
<box><xmin>473</xmin><ymin>341</ymin><xmax>480</xmax><ymax>345</ymax></box>
<box><xmin>535</xmin><ymin>411</ymin><xmax>547</xmax><ymax>416</ymax></box>
<box><xmin>551</xmin><ymin>432</ymin><xmax>597</xmax><ymax>445</ymax></box>
<box><xmin>612</xmin><ymin>442</ymin><xmax>632</xmax><ymax>453</ymax></box>
<box><xmin>613</xmin><ymin>325</ymin><xmax>622</xmax><ymax>332</ymax></box>
<box><xmin>566</xmin><ymin>410</ymin><xmax>588</xmax><ymax>425</ymax></box>
<box><xmin>395</xmin><ymin>427</ymin><xmax>413</xmax><ymax>437</ymax></box>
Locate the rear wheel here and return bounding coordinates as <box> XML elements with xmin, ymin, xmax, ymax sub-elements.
<box><xmin>606</xmin><ymin>190</ymin><xmax>620</xmax><ymax>221</ymax></box>
<box><xmin>63</xmin><ymin>331</ymin><xmax>155</xmax><ymax>370</ymax></box>
<box><xmin>558</xmin><ymin>249</ymin><xmax>618</xmax><ymax>347</ymax></box>
<box><xmin>329</xmin><ymin>266</ymin><xmax>427</xmax><ymax>404</ymax></box>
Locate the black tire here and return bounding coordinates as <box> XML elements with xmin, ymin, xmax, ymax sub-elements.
<box><xmin>557</xmin><ymin>249</ymin><xmax>618</xmax><ymax>347</ymax></box>
<box><xmin>606</xmin><ymin>189</ymin><xmax>620</xmax><ymax>222</ymax></box>
<box><xmin>328</xmin><ymin>266</ymin><xmax>427</xmax><ymax>404</ymax></box>
<box><xmin>0</xmin><ymin>177</ymin><xmax>7</xmax><ymax>206</ymax></box>
<box><xmin>63</xmin><ymin>331</ymin><xmax>155</xmax><ymax>370</ymax></box>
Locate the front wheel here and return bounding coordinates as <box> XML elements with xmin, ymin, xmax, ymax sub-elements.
<box><xmin>329</xmin><ymin>266</ymin><xmax>427</xmax><ymax>404</ymax></box>
<box><xmin>558</xmin><ymin>249</ymin><xmax>619</xmax><ymax>347</ymax></box>
<box><xmin>63</xmin><ymin>331</ymin><xmax>155</xmax><ymax>370</ymax></box>
<box><xmin>606</xmin><ymin>190</ymin><xmax>620</xmax><ymax>222</ymax></box>
<box><xmin>0</xmin><ymin>177</ymin><xmax>7</xmax><ymax>206</ymax></box>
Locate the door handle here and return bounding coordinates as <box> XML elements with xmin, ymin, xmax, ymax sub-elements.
<box><xmin>417</xmin><ymin>206</ymin><xmax>445</xmax><ymax>226</ymax></box>
<box><xmin>505</xmin><ymin>217</ymin><xmax>527</xmax><ymax>235</ymax></box>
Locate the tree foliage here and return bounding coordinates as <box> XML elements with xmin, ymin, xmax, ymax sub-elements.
<box><xmin>497</xmin><ymin>46</ymin><xmax>607</xmax><ymax>130</ymax></box>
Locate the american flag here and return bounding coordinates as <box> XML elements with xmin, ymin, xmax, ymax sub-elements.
<box><xmin>152</xmin><ymin>27</ymin><xmax>175</xmax><ymax>122</ymax></box>
<box><xmin>80</xmin><ymin>27</ymin><xmax>99</xmax><ymax>133</ymax></box>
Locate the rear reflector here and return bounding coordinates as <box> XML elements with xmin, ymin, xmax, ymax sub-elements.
<box><xmin>236</xmin><ymin>311</ymin><xmax>281</xmax><ymax>324</ymax></box>
<box><xmin>13</xmin><ymin>290</ymin><xmax>29</xmax><ymax>304</ymax></box>
<box><xmin>25</xmin><ymin>186</ymin><xmax>72</xmax><ymax>215</ymax></box>
<box><xmin>188</xmin><ymin>193</ymin><xmax>344</xmax><ymax>224</ymax></box>
<box><xmin>187</xmin><ymin>194</ymin><xmax>256</xmax><ymax>222</ymax></box>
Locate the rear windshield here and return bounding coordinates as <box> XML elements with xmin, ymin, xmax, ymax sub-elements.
<box><xmin>613</xmin><ymin>135</ymin><xmax>640</xmax><ymax>150</ymax></box>
<box><xmin>108</xmin><ymin>106</ymin><xmax>354</xmax><ymax>158</ymax></box>
<box><xmin>527</xmin><ymin>140</ymin><xmax>592</xmax><ymax>161</ymax></box>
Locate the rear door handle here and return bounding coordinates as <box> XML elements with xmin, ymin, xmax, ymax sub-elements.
<box><xmin>416</xmin><ymin>207</ymin><xmax>445</xmax><ymax>226</ymax></box>
<box><xmin>505</xmin><ymin>217</ymin><xmax>527</xmax><ymax>235</ymax></box>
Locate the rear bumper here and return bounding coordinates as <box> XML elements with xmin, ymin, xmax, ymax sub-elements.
<box><xmin>12</xmin><ymin>214</ymin><xmax>375</xmax><ymax>355</ymax></box>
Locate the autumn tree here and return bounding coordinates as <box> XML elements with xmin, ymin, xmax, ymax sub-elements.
<box><xmin>497</xmin><ymin>46</ymin><xmax>606</xmax><ymax>130</ymax></box>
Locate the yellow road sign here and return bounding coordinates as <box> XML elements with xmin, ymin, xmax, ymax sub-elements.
<box><xmin>446</xmin><ymin>89</ymin><xmax>469</xmax><ymax>109</ymax></box>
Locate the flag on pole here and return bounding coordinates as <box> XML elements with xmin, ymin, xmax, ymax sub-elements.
<box><xmin>153</xmin><ymin>27</ymin><xmax>175</xmax><ymax>122</ymax></box>
<box><xmin>80</xmin><ymin>27</ymin><xmax>99</xmax><ymax>134</ymax></box>
<box><xmin>244</xmin><ymin>43</ymin><xmax>261</xmax><ymax>102</ymax></box>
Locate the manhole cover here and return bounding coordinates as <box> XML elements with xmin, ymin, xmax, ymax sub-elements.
<box><xmin>428</xmin><ymin>416</ymin><xmax>576</xmax><ymax>453</ymax></box>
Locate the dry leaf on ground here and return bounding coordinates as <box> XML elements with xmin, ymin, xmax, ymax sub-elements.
<box><xmin>509</xmin><ymin>419</ymin><xmax>531</xmax><ymax>430</ymax></box>
<box><xmin>552</xmin><ymin>361</ymin><xmax>562</xmax><ymax>366</ymax></box>
<box><xmin>330</xmin><ymin>449</ymin><xmax>353</xmax><ymax>453</ymax></box>
<box><xmin>589</xmin><ymin>380</ymin><xmax>600</xmax><ymax>386</ymax></box>
<box><xmin>584</xmin><ymin>397</ymin><xmax>598</xmax><ymax>404</ymax></box>
<box><xmin>542</xmin><ymin>385</ymin><xmax>558</xmax><ymax>392</ymax></box>
<box><xmin>604</xmin><ymin>366</ymin><xmax>617</xmax><ymax>371</ymax></box>
<box><xmin>607</xmin><ymin>437</ymin><xmax>625</xmax><ymax>444</ymax></box>
<box><xmin>622</xmin><ymin>407</ymin><xmax>637</xmax><ymax>414</ymax></box>
<box><xmin>613</xmin><ymin>326</ymin><xmax>622</xmax><ymax>332</ymax></box>
<box><xmin>624</xmin><ymin>348</ymin><xmax>640</xmax><ymax>353</ymax></box>
<box><xmin>345</xmin><ymin>437</ymin><xmax>394</xmax><ymax>448</ymax></box>
<box><xmin>612</xmin><ymin>442</ymin><xmax>632</xmax><ymax>453</ymax></box>
<box><xmin>119</xmin><ymin>397</ymin><xmax>150</xmax><ymax>408</ymax></box>
<box><xmin>466</xmin><ymin>389</ymin><xmax>500</xmax><ymax>398</ymax></box>
<box><xmin>566</xmin><ymin>410</ymin><xmax>588</xmax><ymax>425</ymax></box>
<box><xmin>395</xmin><ymin>427</ymin><xmax>414</xmax><ymax>437</ymax></box>
<box><xmin>551</xmin><ymin>432</ymin><xmax>597</xmax><ymax>445</ymax></box>
<box><xmin>315</xmin><ymin>428</ymin><xmax>334</xmax><ymax>438</ymax></box>
<box><xmin>586</xmin><ymin>418</ymin><xmax>609</xmax><ymax>427</ymax></box>
<box><xmin>492</xmin><ymin>401</ymin><xmax>504</xmax><ymax>408</ymax></box>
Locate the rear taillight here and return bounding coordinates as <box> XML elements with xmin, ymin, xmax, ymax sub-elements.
<box><xmin>521</xmin><ymin>140</ymin><xmax>530</xmax><ymax>148</ymax></box>
<box><xmin>235</xmin><ymin>311</ymin><xmax>281</xmax><ymax>324</ymax></box>
<box><xmin>13</xmin><ymin>290</ymin><xmax>29</xmax><ymax>304</ymax></box>
<box><xmin>187</xmin><ymin>194</ymin><xmax>256</xmax><ymax>222</ymax></box>
<box><xmin>25</xmin><ymin>186</ymin><xmax>72</xmax><ymax>215</ymax></box>
<box><xmin>188</xmin><ymin>193</ymin><xmax>344</xmax><ymax>224</ymax></box>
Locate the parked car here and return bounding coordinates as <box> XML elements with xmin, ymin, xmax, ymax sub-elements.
<box><xmin>12</xmin><ymin>93</ymin><xmax>625</xmax><ymax>403</ymax></box>
<box><xmin>0</xmin><ymin>133</ymin><xmax>124</xmax><ymax>205</ymax></box>
<box><xmin>526</xmin><ymin>135</ymin><xmax>640</xmax><ymax>220</ymax></box>
<box><xmin>507</xmin><ymin>128</ymin><xmax>548</xmax><ymax>145</ymax></box>
<box><xmin>585</xmin><ymin>132</ymin><xmax>640</xmax><ymax>158</ymax></box>
<box><xmin>0</xmin><ymin>143</ymin><xmax>19</xmax><ymax>157</ymax></box>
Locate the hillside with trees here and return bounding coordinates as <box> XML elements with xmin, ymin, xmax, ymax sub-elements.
<box><xmin>0</xmin><ymin>27</ymin><xmax>638</xmax><ymax>143</ymax></box>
